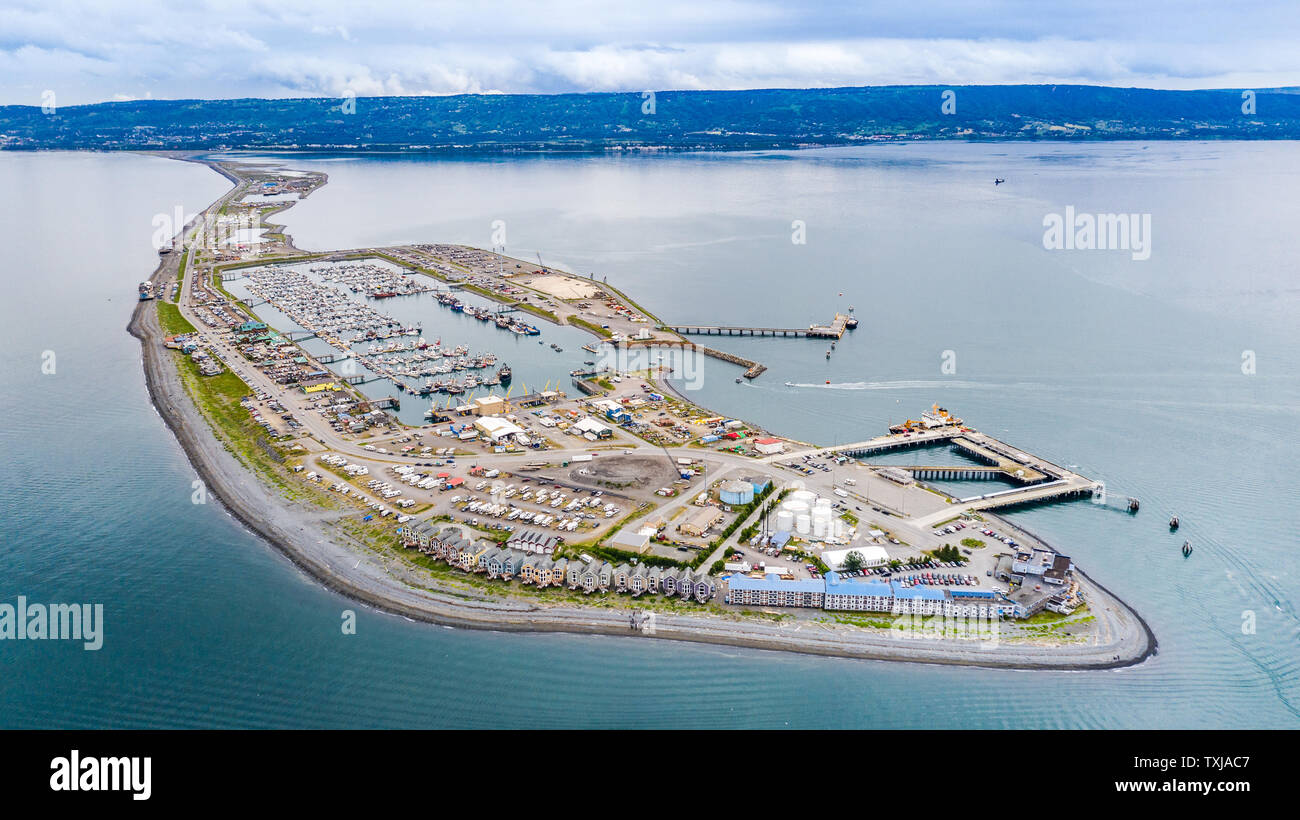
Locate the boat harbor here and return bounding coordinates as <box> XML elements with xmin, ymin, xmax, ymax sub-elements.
<box><xmin>229</xmin><ymin>259</ymin><xmax>526</xmax><ymax>403</ymax></box>
<box><xmin>309</xmin><ymin>261</ymin><xmax>435</xmax><ymax>299</ymax></box>
<box><xmin>238</xmin><ymin>266</ymin><xmax>422</xmax><ymax>351</ymax></box>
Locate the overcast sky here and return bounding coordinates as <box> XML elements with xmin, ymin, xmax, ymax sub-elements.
<box><xmin>2</xmin><ymin>0</ymin><xmax>1297</xmax><ymax>106</ymax></box>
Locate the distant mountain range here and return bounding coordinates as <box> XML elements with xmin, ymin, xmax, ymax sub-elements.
<box><xmin>3</xmin><ymin>85</ymin><xmax>1299</xmax><ymax>151</ymax></box>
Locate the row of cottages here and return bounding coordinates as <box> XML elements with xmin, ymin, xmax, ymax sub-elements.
<box><xmin>401</xmin><ymin>520</ymin><xmax>442</xmax><ymax>551</ymax></box>
<box><xmin>399</xmin><ymin>524</ymin><xmax>716</xmax><ymax>602</ymax></box>
<box><xmin>658</xmin><ymin>567</ymin><xmax>717</xmax><ymax>603</ymax></box>
<box><xmin>519</xmin><ymin>556</ymin><xmax>571</xmax><ymax>588</ymax></box>
<box><xmin>402</xmin><ymin>526</ymin><xmax>492</xmax><ymax>571</ymax></box>
<box><xmin>602</xmin><ymin>562</ymin><xmax>716</xmax><ymax>602</ymax></box>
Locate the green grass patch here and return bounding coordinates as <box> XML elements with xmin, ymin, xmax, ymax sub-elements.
<box><xmin>826</xmin><ymin>613</ymin><xmax>897</xmax><ymax>630</ymax></box>
<box><xmin>165</xmin><ymin>343</ymin><xmax>308</xmax><ymax>501</ymax></box>
<box><xmin>157</xmin><ymin>301</ymin><xmax>197</xmax><ymax>336</ymax></box>
<box><xmin>567</xmin><ymin>315</ymin><xmax>614</xmax><ymax>338</ymax></box>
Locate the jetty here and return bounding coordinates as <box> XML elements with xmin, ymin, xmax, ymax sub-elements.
<box><xmin>794</xmin><ymin>427</ymin><xmax>1102</xmax><ymax>524</ymax></box>
<box><xmin>666</xmin><ymin>312</ymin><xmax>853</xmax><ymax>340</ymax></box>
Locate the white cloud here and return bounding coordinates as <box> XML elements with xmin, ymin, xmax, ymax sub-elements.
<box><xmin>1</xmin><ymin>0</ymin><xmax>1297</xmax><ymax>104</ymax></box>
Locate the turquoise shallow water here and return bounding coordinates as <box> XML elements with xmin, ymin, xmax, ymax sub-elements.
<box><xmin>1</xmin><ymin>145</ymin><xmax>1298</xmax><ymax>729</ymax></box>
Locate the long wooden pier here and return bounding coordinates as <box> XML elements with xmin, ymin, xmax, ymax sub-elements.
<box><xmin>666</xmin><ymin>312</ymin><xmax>853</xmax><ymax>340</ymax></box>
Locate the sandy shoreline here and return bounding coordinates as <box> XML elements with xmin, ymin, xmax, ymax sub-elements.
<box><xmin>125</xmin><ymin>157</ymin><xmax>1156</xmax><ymax>670</ymax></box>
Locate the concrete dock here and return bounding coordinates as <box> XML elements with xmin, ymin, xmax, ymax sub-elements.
<box><xmin>770</xmin><ymin>426</ymin><xmax>1101</xmax><ymax>524</ymax></box>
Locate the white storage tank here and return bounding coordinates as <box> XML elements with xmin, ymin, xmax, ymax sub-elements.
<box><xmin>782</xmin><ymin>500</ymin><xmax>810</xmax><ymax>517</ymax></box>
<box><xmin>795</xmin><ymin>513</ymin><xmax>811</xmax><ymax>535</ymax></box>
<box><xmin>775</xmin><ymin>510</ymin><xmax>795</xmax><ymax>532</ymax></box>
<box><xmin>812</xmin><ymin>507</ymin><xmax>832</xmax><ymax>538</ymax></box>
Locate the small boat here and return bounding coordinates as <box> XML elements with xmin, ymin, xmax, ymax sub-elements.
<box><xmin>1127</xmin><ymin>497</ymin><xmax>1140</xmax><ymax>513</ymax></box>
<box><xmin>1169</xmin><ymin>516</ymin><xmax>1179</xmax><ymax>530</ymax></box>
<box><xmin>735</xmin><ymin>378</ymin><xmax>742</xmax><ymax>384</ymax></box>
<box><xmin>497</xmin><ymin>364</ymin><xmax>512</xmax><ymax>384</ymax></box>
<box><xmin>1182</xmin><ymin>540</ymin><xmax>1193</xmax><ymax>557</ymax></box>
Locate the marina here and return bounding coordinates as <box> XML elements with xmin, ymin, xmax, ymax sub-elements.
<box><xmin>238</xmin><ymin>265</ymin><xmax>422</xmax><ymax>350</ymax></box>
<box><xmin>225</xmin><ymin>258</ymin><xmax>555</xmax><ymax>408</ymax></box>
<box><xmin>309</xmin><ymin>261</ymin><xmax>436</xmax><ymax>299</ymax></box>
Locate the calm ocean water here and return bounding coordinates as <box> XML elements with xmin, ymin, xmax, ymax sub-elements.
<box><xmin>2</xmin><ymin>145</ymin><xmax>1297</xmax><ymax>728</ymax></box>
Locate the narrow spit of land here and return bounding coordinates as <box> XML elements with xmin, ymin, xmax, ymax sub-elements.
<box><xmin>127</xmin><ymin>154</ymin><xmax>1155</xmax><ymax>670</ymax></box>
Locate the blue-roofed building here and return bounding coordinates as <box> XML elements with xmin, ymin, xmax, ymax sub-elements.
<box><xmin>949</xmin><ymin>587</ymin><xmax>996</xmax><ymax>599</ymax></box>
<box><xmin>890</xmin><ymin>580</ymin><xmax>946</xmax><ymax>615</ymax></box>
<box><xmin>822</xmin><ymin>572</ymin><xmax>895</xmax><ymax>612</ymax></box>
<box><xmin>945</xmin><ymin>586</ymin><xmax>1014</xmax><ymax>618</ymax></box>
<box><xmin>769</xmin><ymin>530</ymin><xmax>792</xmax><ymax>549</ymax></box>
<box><xmin>725</xmin><ymin>572</ymin><xmax>825</xmax><ymax>608</ymax></box>
<box><xmin>719</xmin><ymin>569</ymin><xmax>1021</xmax><ymax>619</ymax></box>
